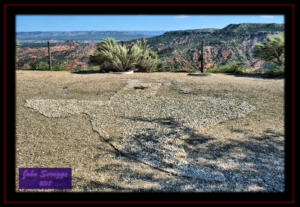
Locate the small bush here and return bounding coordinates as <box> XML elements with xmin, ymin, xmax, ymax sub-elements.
<box><xmin>35</xmin><ymin>66</ymin><xmax>49</xmax><ymax>71</ymax></box>
<box><xmin>155</xmin><ymin>61</ymin><xmax>172</xmax><ymax>72</ymax></box>
<box><xmin>253</xmin><ymin>32</ymin><xmax>284</xmax><ymax>67</ymax></box>
<box><xmin>207</xmin><ymin>62</ymin><xmax>247</xmax><ymax>74</ymax></box>
<box><xmin>262</xmin><ymin>61</ymin><xmax>284</xmax><ymax>76</ymax></box>
<box><xmin>52</xmin><ymin>65</ymin><xmax>67</xmax><ymax>71</ymax></box>
<box><xmin>207</xmin><ymin>65</ymin><xmax>232</xmax><ymax>73</ymax></box>
<box><xmin>29</xmin><ymin>61</ymin><xmax>40</xmax><ymax>70</ymax></box>
<box><xmin>30</xmin><ymin>64</ymin><xmax>67</xmax><ymax>71</ymax></box>
<box><xmin>89</xmin><ymin>38</ymin><xmax>134</xmax><ymax>72</ymax></box>
<box><xmin>230</xmin><ymin>62</ymin><xmax>247</xmax><ymax>74</ymax></box>
<box><xmin>131</xmin><ymin>40</ymin><xmax>162</xmax><ymax>72</ymax></box>
<box><xmin>89</xmin><ymin>38</ymin><xmax>163</xmax><ymax>72</ymax></box>
<box><xmin>262</xmin><ymin>64</ymin><xmax>284</xmax><ymax>78</ymax></box>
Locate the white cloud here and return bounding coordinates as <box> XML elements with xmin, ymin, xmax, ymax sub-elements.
<box><xmin>260</xmin><ymin>15</ymin><xmax>274</xmax><ymax>19</ymax></box>
<box><xmin>175</xmin><ymin>15</ymin><xmax>189</xmax><ymax>19</ymax></box>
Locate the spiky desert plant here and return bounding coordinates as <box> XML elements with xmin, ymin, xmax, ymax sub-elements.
<box><xmin>89</xmin><ymin>38</ymin><xmax>138</xmax><ymax>72</ymax></box>
<box><xmin>253</xmin><ymin>32</ymin><xmax>285</xmax><ymax>67</ymax></box>
<box><xmin>131</xmin><ymin>39</ymin><xmax>162</xmax><ymax>72</ymax></box>
<box><xmin>89</xmin><ymin>38</ymin><xmax>162</xmax><ymax>72</ymax></box>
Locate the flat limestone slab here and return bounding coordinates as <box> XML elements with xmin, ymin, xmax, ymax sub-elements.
<box><xmin>24</xmin><ymin>78</ymin><xmax>255</xmax><ymax>181</ymax></box>
<box><xmin>25</xmin><ymin>99</ymin><xmax>108</xmax><ymax>118</ymax></box>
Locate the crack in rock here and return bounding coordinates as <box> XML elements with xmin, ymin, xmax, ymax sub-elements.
<box><xmin>24</xmin><ymin>79</ymin><xmax>255</xmax><ymax>181</ymax></box>
<box><xmin>25</xmin><ymin>99</ymin><xmax>108</xmax><ymax>118</ymax></box>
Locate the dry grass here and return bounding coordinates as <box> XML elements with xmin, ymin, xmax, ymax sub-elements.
<box><xmin>16</xmin><ymin>71</ymin><xmax>284</xmax><ymax>192</ymax></box>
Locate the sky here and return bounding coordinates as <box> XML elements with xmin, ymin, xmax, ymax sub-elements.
<box><xmin>16</xmin><ymin>15</ymin><xmax>284</xmax><ymax>32</ymax></box>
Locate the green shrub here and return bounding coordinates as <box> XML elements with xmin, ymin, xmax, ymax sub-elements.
<box><xmin>261</xmin><ymin>61</ymin><xmax>285</xmax><ymax>77</ymax></box>
<box><xmin>131</xmin><ymin>40</ymin><xmax>161</xmax><ymax>72</ymax></box>
<box><xmin>32</xmin><ymin>64</ymin><xmax>67</xmax><ymax>71</ymax></box>
<box><xmin>89</xmin><ymin>38</ymin><xmax>163</xmax><ymax>72</ymax></box>
<box><xmin>253</xmin><ymin>32</ymin><xmax>284</xmax><ymax>67</ymax></box>
<box><xmin>89</xmin><ymin>38</ymin><xmax>133</xmax><ymax>72</ymax></box>
<box><xmin>29</xmin><ymin>61</ymin><xmax>40</xmax><ymax>70</ymax></box>
<box><xmin>52</xmin><ymin>65</ymin><xmax>67</xmax><ymax>71</ymax></box>
<box><xmin>191</xmin><ymin>68</ymin><xmax>201</xmax><ymax>72</ymax></box>
<box><xmin>35</xmin><ymin>66</ymin><xmax>49</xmax><ymax>71</ymax></box>
<box><xmin>261</xmin><ymin>64</ymin><xmax>284</xmax><ymax>77</ymax></box>
<box><xmin>207</xmin><ymin>61</ymin><xmax>247</xmax><ymax>74</ymax></box>
<box><xmin>154</xmin><ymin>60</ymin><xmax>172</xmax><ymax>72</ymax></box>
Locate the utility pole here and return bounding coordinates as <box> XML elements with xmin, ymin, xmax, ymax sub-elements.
<box><xmin>200</xmin><ymin>40</ymin><xmax>205</xmax><ymax>73</ymax></box>
<box><xmin>48</xmin><ymin>40</ymin><xmax>52</xmax><ymax>71</ymax></box>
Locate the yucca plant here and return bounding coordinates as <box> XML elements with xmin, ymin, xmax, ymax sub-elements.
<box><xmin>253</xmin><ymin>32</ymin><xmax>285</xmax><ymax>67</ymax></box>
<box><xmin>89</xmin><ymin>38</ymin><xmax>162</xmax><ymax>72</ymax></box>
<box><xmin>131</xmin><ymin>39</ymin><xmax>161</xmax><ymax>72</ymax></box>
<box><xmin>89</xmin><ymin>38</ymin><xmax>136</xmax><ymax>72</ymax></box>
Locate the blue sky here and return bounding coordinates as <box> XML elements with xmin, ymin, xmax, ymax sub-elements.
<box><xmin>16</xmin><ymin>15</ymin><xmax>284</xmax><ymax>32</ymax></box>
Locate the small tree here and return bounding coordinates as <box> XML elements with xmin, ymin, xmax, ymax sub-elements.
<box><xmin>253</xmin><ymin>32</ymin><xmax>285</xmax><ymax>67</ymax></box>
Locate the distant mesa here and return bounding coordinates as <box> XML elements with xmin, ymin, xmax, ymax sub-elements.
<box><xmin>16</xmin><ymin>23</ymin><xmax>284</xmax><ymax>71</ymax></box>
<box><xmin>64</xmin><ymin>40</ymin><xmax>77</xmax><ymax>45</ymax></box>
<box><xmin>144</xmin><ymin>23</ymin><xmax>284</xmax><ymax>70</ymax></box>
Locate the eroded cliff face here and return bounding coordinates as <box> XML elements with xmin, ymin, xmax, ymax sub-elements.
<box><xmin>17</xmin><ymin>41</ymin><xmax>97</xmax><ymax>70</ymax></box>
<box><xmin>17</xmin><ymin>24</ymin><xmax>284</xmax><ymax>71</ymax></box>
<box><xmin>147</xmin><ymin>24</ymin><xmax>284</xmax><ymax>70</ymax></box>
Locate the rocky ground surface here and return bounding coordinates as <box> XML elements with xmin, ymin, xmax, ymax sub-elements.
<box><xmin>16</xmin><ymin>71</ymin><xmax>285</xmax><ymax>192</ymax></box>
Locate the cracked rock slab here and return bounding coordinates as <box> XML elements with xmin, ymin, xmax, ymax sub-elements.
<box><xmin>25</xmin><ymin>99</ymin><xmax>108</xmax><ymax>118</ymax></box>
<box><xmin>24</xmin><ymin>79</ymin><xmax>255</xmax><ymax>181</ymax></box>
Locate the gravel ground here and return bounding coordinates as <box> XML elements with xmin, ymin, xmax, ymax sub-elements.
<box><xmin>16</xmin><ymin>71</ymin><xmax>284</xmax><ymax>192</ymax></box>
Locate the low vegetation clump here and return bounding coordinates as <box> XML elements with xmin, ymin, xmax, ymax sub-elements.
<box><xmin>206</xmin><ymin>62</ymin><xmax>248</xmax><ymax>74</ymax></box>
<box><xmin>253</xmin><ymin>33</ymin><xmax>284</xmax><ymax>67</ymax></box>
<box><xmin>253</xmin><ymin>32</ymin><xmax>284</xmax><ymax>77</ymax></box>
<box><xmin>89</xmin><ymin>38</ymin><xmax>166</xmax><ymax>72</ymax></box>
<box><xmin>260</xmin><ymin>64</ymin><xmax>285</xmax><ymax>78</ymax></box>
<box><xmin>28</xmin><ymin>63</ymin><xmax>67</xmax><ymax>71</ymax></box>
